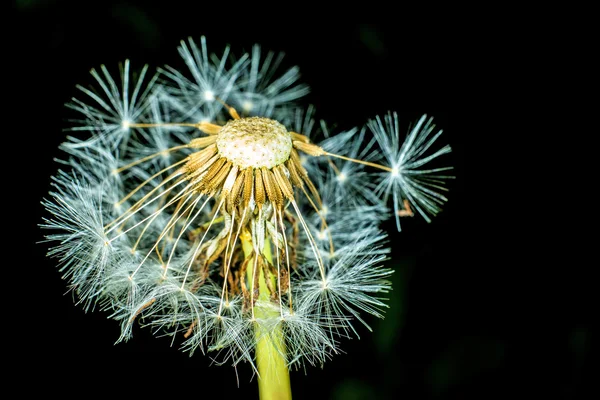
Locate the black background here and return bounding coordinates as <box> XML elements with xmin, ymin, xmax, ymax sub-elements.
<box><xmin>12</xmin><ymin>1</ymin><xmax>591</xmax><ymax>399</ymax></box>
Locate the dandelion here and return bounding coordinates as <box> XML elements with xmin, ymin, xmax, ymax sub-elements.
<box><xmin>42</xmin><ymin>36</ymin><xmax>453</xmax><ymax>399</ymax></box>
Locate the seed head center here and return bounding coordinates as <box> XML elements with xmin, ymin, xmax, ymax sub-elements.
<box><xmin>216</xmin><ymin>117</ymin><xmax>292</xmax><ymax>169</ymax></box>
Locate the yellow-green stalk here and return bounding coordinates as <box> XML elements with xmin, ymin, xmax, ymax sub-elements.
<box><xmin>241</xmin><ymin>231</ymin><xmax>292</xmax><ymax>400</ymax></box>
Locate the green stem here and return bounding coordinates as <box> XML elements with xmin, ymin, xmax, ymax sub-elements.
<box><xmin>241</xmin><ymin>232</ymin><xmax>292</xmax><ymax>400</ymax></box>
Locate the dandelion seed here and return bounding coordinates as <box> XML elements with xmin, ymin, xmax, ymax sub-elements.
<box><xmin>368</xmin><ymin>112</ymin><xmax>454</xmax><ymax>230</ymax></box>
<box><xmin>159</xmin><ymin>36</ymin><xmax>248</xmax><ymax>121</ymax></box>
<box><xmin>66</xmin><ymin>60</ymin><xmax>159</xmax><ymax>150</ymax></box>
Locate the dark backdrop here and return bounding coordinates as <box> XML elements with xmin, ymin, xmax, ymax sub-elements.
<box><xmin>13</xmin><ymin>1</ymin><xmax>591</xmax><ymax>399</ymax></box>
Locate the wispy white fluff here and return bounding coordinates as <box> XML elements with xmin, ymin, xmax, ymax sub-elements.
<box><xmin>66</xmin><ymin>60</ymin><xmax>158</xmax><ymax>150</ymax></box>
<box><xmin>368</xmin><ymin>112</ymin><xmax>453</xmax><ymax>230</ymax></box>
<box><xmin>296</xmin><ymin>230</ymin><xmax>392</xmax><ymax>338</ymax></box>
<box><xmin>42</xmin><ymin>173</ymin><xmax>133</xmax><ymax>310</ymax></box>
<box><xmin>159</xmin><ymin>36</ymin><xmax>248</xmax><ymax>121</ymax></box>
<box><xmin>231</xmin><ymin>44</ymin><xmax>309</xmax><ymax>117</ymax></box>
<box><xmin>277</xmin><ymin>297</ymin><xmax>340</xmax><ymax>369</ymax></box>
<box><xmin>318</xmin><ymin>127</ymin><xmax>383</xmax><ymax>207</ymax></box>
<box><xmin>127</xmin><ymin>95</ymin><xmax>192</xmax><ymax>172</ymax></box>
<box><xmin>280</xmin><ymin>104</ymin><xmax>317</xmax><ymax>139</ymax></box>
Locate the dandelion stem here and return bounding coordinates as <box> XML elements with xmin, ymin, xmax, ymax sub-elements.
<box><xmin>241</xmin><ymin>233</ymin><xmax>292</xmax><ymax>400</ymax></box>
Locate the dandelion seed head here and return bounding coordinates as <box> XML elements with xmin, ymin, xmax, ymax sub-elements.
<box><xmin>42</xmin><ymin>37</ymin><xmax>453</xmax><ymax>373</ymax></box>
<box><xmin>216</xmin><ymin>117</ymin><xmax>292</xmax><ymax>169</ymax></box>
